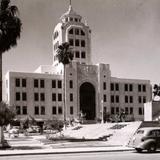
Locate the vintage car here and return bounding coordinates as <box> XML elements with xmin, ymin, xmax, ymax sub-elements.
<box><xmin>130</xmin><ymin>127</ymin><xmax>160</xmax><ymax>152</ymax></box>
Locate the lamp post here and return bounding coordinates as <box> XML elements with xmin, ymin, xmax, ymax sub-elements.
<box><xmin>101</xmin><ymin>100</ymin><xmax>104</xmax><ymax>124</ymax></box>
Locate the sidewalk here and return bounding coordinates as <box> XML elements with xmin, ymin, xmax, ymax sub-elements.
<box><xmin>0</xmin><ymin>146</ymin><xmax>134</xmax><ymax>157</ymax></box>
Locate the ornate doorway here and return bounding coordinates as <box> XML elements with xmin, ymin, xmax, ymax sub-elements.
<box><xmin>80</xmin><ymin>82</ymin><xmax>96</xmax><ymax>120</ymax></box>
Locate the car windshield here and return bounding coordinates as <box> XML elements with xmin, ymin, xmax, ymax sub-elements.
<box><xmin>136</xmin><ymin>130</ymin><xmax>144</xmax><ymax>134</ymax></box>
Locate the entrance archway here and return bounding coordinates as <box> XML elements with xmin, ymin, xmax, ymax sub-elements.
<box><xmin>80</xmin><ymin>82</ymin><xmax>96</xmax><ymax>120</ymax></box>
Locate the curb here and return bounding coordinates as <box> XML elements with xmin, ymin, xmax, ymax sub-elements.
<box><xmin>0</xmin><ymin>148</ymin><xmax>134</xmax><ymax>157</ymax></box>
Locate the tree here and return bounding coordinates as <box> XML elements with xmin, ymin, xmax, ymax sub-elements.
<box><xmin>56</xmin><ymin>42</ymin><xmax>73</xmax><ymax>123</ymax></box>
<box><xmin>153</xmin><ymin>84</ymin><xmax>160</xmax><ymax>99</ymax></box>
<box><xmin>0</xmin><ymin>0</ymin><xmax>22</xmax><ymax>102</ymax></box>
<box><xmin>0</xmin><ymin>102</ymin><xmax>15</xmax><ymax>147</ymax></box>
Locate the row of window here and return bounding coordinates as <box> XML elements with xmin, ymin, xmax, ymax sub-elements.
<box><xmin>15</xmin><ymin>79</ymin><xmax>63</xmax><ymax>89</ymax></box>
<box><xmin>111</xmin><ymin>107</ymin><xmax>144</xmax><ymax>115</ymax></box>
<box><xmin>65</xmin><ymin>17</ymin><xmax>81</xmax><ymax>23</ymax></box>
<box><xmin>73</xmin><ymin>51</ymin><xmax>86</xmax><ymax>59</ymax></box>
<box><xmin>109</xmin><ymin>95</ymin><xmax>146</xmax><ymax>104</ymax></box>
<box><xmin>16</xmin><ymin>106</ymin><xmax>74</xmax><ymax>116</ymax></box>
<box><xmin>16</xmin><ymin>92</ymin><xmax>74</xmax><ymax>102</ymax></box>
<box><xmin>69</xmin><ymin>39</ymin><xmax>85</xmax><ymax>47</ymax></box>
<box><xmin>69</xmin><ymin>28</ymin><xmax>85</xmax><ymax>36</ymax></box>
<box><xmin>109</xmin><ymin>83</ymin><xmax>146</xmax><ymax>92</ymax></box>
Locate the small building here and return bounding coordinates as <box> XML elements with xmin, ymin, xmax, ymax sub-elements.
<box><xmin>5</xmin><ymin>4</ymin><xmax>152</xmax><ymax>123</ymax></box>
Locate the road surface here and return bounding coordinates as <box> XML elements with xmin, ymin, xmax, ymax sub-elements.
<box><xmin>1</xmin><ymin>151</ymin><xmax>160</xmax><ymax>160</ymax></box>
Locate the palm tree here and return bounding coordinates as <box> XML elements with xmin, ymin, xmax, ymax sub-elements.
<box><xmin>153</xmin><ymin>84</ymin><xmax>160</xmax><ymax>100</ymax></box>
<box><xmin>56</xmin><ymin>42</ymin><xmax>73</xmax><ymax>124</ymax></box>
<box><xmin>0</xmin><ymin>0</ymin><xmax>22</xmax><ymax>102</ymax></box>
<box><xmin>0</xmin><ymin>0</ymin><xmax>21</xmax><ymax>147</ymax></box>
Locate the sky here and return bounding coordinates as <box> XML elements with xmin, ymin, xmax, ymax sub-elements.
<box><xmin>3</xmin><ymin>0</ymin><xmax>160</xmax><ymax>85</ymax></box>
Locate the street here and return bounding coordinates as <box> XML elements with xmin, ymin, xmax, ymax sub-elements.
<box><xmin>1</xmin><ymin>151</ymin><xmax>160</xmax><ymax>160</ymax></box>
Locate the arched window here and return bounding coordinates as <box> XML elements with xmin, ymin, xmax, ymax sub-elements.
<box><xmin>54</xmin><ymin>31</ymin><xmax>58</xmax><ymax>39</ymax></box>
<box><xmin>75</xmin><ymin>28</ymin><xmax>79</xmax><ymax>35</ymax></box>
<box><xmin>81</xmin><ymin>30</ymin><xmax>85</xmax><ymax>36</ymax></box>
<box><xmin>69</xmin><ymin>28</ymin><xmax>73</xmax><ymax>34</ymax></box>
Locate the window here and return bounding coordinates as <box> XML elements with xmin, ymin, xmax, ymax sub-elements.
<box><xmin>116</xmin><ymin>95</ymin><xmax>119</xmax><ymax>103</ymax></box>
<box><xmin>130</xmin><ymin>107</ymin><xmax>133</xmax><ymax>114</ymax></box>
<box><xmin>58</xmin><ymin>93</ymin><xmax>62</xmax><ymax>101</ymax></box>
<box><xmin>81</xmin><ymin>51</ymin><xmax>86</xmax><ymax>58</ymax></box>
<box><xmin>143</xmin><ymin>85</ymin><xmax>146</xmax><ymax>92</ymax></box>
<box><xmin>35</xmin><ymin>106</ymin><xmax>39</xmax><ymax>115</ymax></box>
<box><xmin>143</xmin><ymin>96</ymin><xmax>146</xmax><ymax>103</ymax></box>
<box><xmin>116</xmin><ymin>107</ymin><xmax>119</xmax><ymax>114</ymax></box>
<box><xmin>81</xmin><ymin>30</ymin><xmax>85</xmax><ymax>36</ymax></box>
<box><xmin>15</xmin><ymin>78</ymin><xmax>20</xmax><ymax>87</ymax></box>
<box><xmin>58</xmin><ymin>80</ymin><xmax>62</xmax><ymax>88</ymax></box>
<box><xmin>16</xmin><ymin>106</ymin><xmax>21</xmax><ymax>115</ymax></box>
<box><xmin>139</xmin><ymin>107</ymin><xmax>143</xmax><ymax>115</ymax></box>
<box><xmin>69</xmin><ymin>28</ymin><xmax>73</xmax><ymax>34</ymax></box>
<box><xmin>22</xmin><ymin>92</ymin><xmax>27</xmax><ymax>101</ymax></box>
<box><xmin>70</xmin><ymin>93</ymin><xmax>73</xmax><ymax>102</ymax></box>
<box><xmin>125</xmin><ymin>84</ymin><xmax>128</xmax><ymax>91</ymax></box>
<box><xmin>81</xmin><ymin>40</ymin><xmax>85</xmax><ymax>47</ymax></box>
<box><xmin>130</xmin><ymin>96</ymin><xmax>133</xmax><ymax>103</ymax></box>
<box><xmin>138</xmin><ymin>84</ymin><xmax>141</xmax><ymax>92</ymax></box>
<box><xmin>69</xmin><ymin>39</ymin><xmax>74</xmax><ymax>46</ymax></box>
<box><xmin>116</xmin><ymin>83</ymin><xmax>119</xmax><ymax>91</ymax></box>
<box><xmin>16</xmin><ymin>92</ymin><xmax>20</xmax><ymax>101</ymax></box>
<box><xmin>70</xmin><ymin>17</ymin><xmax>73</xmax><ymax>21</ymax></box>
<box><xmin>103</xmin><ymin>94</ymin><xmax>107</xmax><ymax>102</ymax></box>
<box><xmin>22</xmin><ymin>106</ymin><xmax>27</xmax><ymax>115</ymax></box>
<box><xmin>70</xmin><ymin>106</ymin><xmax>73</xmax><ymax>115</ymax></box>
<box><xmin>69</xmin><ymin>80</ymin><xmax>73</xmax><ymax>88</ymax></box>
<box><xmin>41</xmin><ymin>106</ymin><xmax>45</xmax><ymax>115</ymax></box>
<box><xmin>75</xmin><ymin>28</ymin><xmax>79</xmax><ymax>35</ymax></box>
<box><xmin>58</xmin><ymin>106</ymin><xmax>63</xmax><ymax>114</ymax></box>
<box><xmin>138</xmin><ymin>96</ymin><xmax>142</xmax><ymax>103</ymax></box>
<box><xmin>125</xmin><ymin>107</ymin><xmax>129</xmax><ymax>115</ymax></box>
<box><xmin>52</xmin><ymin>80</ymin><xmax>56</xmax><ymax>88</ymax></box>
<box><xmin>129</xmin><ymin>84</ymin><xmax>133</xmax><ymax>92</ymax></box>
<box><xmin>111</xmin><ymin>83</ymin><xmax>114</xmax><ymax>91</ymax></box>
<box><xmin>40</xmin><ymin>93</ymin><xmax>45</xmax><ymax>101</ymax></box>
<box><xmin>52</xmin><ymin>93</ymin><xmax>56</xmax><ymax>101</ymax></box>
<box><xmin>40</xmin><ymin>79</ymin><xmax>45</xmax><ymax>88</ymax></box>
<box><xmin>103</xmin><ymin>82</ymin><xmax>106</xmax><ymax>90</ymax></box>
<box><xmin>52</xmin><ymin>106</ymin><xmax>57</xmax><ymax>115</ymax></box>
<box><xmin>111</xmin><ymin>107</ymin><xmax>115</xmax><ymax>114</ymax></box>
<box><xmin>75</xmin><ymin>18</ymin><xmax>78</xmax><ymax>22</ymax></box>
<box><xmin>75</xmin><ymin>39</ymin><xmax>79</xmax><ymax>46</ymax></box>
<box><xmin>22</xmin><ymin>79</ymin><xmax>26</xmax><ymax>87</ymax></box>
<box><xmin>125</xmin><ymin>96</ymin><xmax>128</xmax><ymax>103</ymax></box>
<box><xmin>34</xmin><ymin>93</ymin><xmax>39</xmax><ymax>101</ymax></box>
<box><xmin>75</xmin><ymin>51</ymin><xmax>80</xmax><ymax>58</ymax></box>
<box><xmin>65</xmin><ymin>18</ymin><xmax>68</xmax><ymax>22</ymax></box>
<box><xmin>34</xmin><ymin>79</ymin><xmax>39</xmax><ymax>88</ymax></box>
<box><xmin>111</xmin><ymin>95</ymin><xmax>114</xmax><ymax>103</ymax></box>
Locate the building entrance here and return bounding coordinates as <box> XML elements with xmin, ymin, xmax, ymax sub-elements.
<box><xmin>80</xmin><ymin>82</ymin><xmax>96</xmax><ymax>120</ymax></box>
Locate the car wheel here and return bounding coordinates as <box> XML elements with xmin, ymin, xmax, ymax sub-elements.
<box><xmin>147</xmin><ymin>143</ymin><xmax>156</xmax><ymax>153</ymax></box>
<box><xmin>135</xmin><ymin>148</ymin><xmax>143</xmax><ymax>153</ymax></box>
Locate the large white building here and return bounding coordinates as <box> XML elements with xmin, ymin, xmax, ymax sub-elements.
<box><xmin>5</xmin><ymin>4</ymin><xmax>152</xmax><ymax>123</ymax></box>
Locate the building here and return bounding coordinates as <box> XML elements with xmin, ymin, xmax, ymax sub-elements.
<box><xmin>5</xmin><ymin>4</ymin><xmax>152</xmax><ymax>123</ymax></box>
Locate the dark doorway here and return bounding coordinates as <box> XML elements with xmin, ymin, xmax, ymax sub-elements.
<box><xmin>80</xmin><ymin>82</ymin><xmax>96</xmax><ymax>120</ymax></box>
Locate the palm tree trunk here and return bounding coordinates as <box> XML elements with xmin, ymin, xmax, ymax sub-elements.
<box><xmin>63</xmin><ymin>65</ymin><xmax>66</xmax><ymax>128</ymax></box>
<box><xmin>0</xmin><ymin>53</ymin><xmax>2</xmax><ymax>102</ymax></box>
<box><xmin>0</xmin><ymin>53</ymin><xmax>4</xmax><ymax>147</ymax></box>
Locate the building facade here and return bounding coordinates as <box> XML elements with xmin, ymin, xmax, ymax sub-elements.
<box><xmin>5</xmin><ymin>4</ymin><xmax>152</xmax><ymax>123</ymax></box>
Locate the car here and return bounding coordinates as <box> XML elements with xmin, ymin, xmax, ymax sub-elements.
<box><xmin>8</xmin><ymin>126</ymin><xmax>20</xmax><ymax>138</ymax></box>
<box><xmin>130</xmin><ymin>127</ymin><xmax>160</xmax><ymax>153</ymax></box>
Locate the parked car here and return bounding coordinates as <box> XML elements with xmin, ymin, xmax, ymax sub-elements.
<box><xmin>130</xmin><ymin>127</ymin><xmax>160</xmax><ymax>152</ymax></box>
<box><xmin>8</xmin><ymin>126</ymin><xmax>20</xmax><ymax>137</ymax></box>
